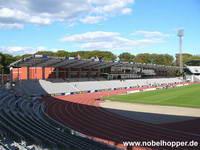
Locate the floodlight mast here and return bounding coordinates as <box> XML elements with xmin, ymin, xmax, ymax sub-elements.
<box><xmin>177</xmin><ymin>29</ymin><xmax>184</xmax><ymax>74</ymax></box>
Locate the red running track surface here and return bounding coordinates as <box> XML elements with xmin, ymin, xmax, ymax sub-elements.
<box><xmin>44</xmin><ymin>86</ymin><xmax>200</xmax><ymax>150</ymax></box>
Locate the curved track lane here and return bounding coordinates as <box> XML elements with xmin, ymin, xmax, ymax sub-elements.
<box><xmin>44</xmin><ymin>87</ymin><xmax>200</xmax><ymax>150</ymax></box>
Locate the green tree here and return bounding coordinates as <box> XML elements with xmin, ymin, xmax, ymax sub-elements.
<box><xmin>134</xmin><ymin>53</ymin><xmax>152</xmax><ymax>63</ymax></box>
<box><xmin>0</xmin><ymin>53</ymin><xmax>5</xmax><ymax>73</ymax></box>
<box><xmin>90</xmin><ymin>50</ymin><xmax>116</xmax><ymax>61</ymax></box>
<box><xmin>35</xmin><ymin>51</ymin><xmax>56</xmax><ymax>56</ymax></box>
<box><xmin>118</xmin><ymin>52</ymin><xmax>135</xmax><ymax>62</ymax></box>
<box><xmin>153</xmin><ymin>54</ymin><xmax>174</xmax><ymax>65</ymax></box>
<box><xmin>175</xmin><ymin>53</ymin><xmax>200</xmax><ymax>65</ymax></box>
<box><xmin>134</xmin><ymin>53</ymin><xmax>174</xmax><ymax>65</ymax></box>
<box><xmin>70</xmin><ymin>50</ymin><xmax>116</xmax><ymax>61</ymax></box>
<box><xmin>0</xmin><ymin>53</ymin><xmax>18</xmax><ymax>73</ymax></box>
<box><xmin>55</xmin><ymin>50</ymin><xmax>70</xmax><ymax>57</ymax></box>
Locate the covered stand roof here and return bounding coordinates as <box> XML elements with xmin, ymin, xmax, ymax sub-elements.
<box><xmin>185</xmin><ymin>60</ymin><xmax>200</xmax><ymax>66</ymax></box>
<box><xmin>10</xmin><ymin>55</ymin><xmax>181</xmax><ymax>71</ymax></box>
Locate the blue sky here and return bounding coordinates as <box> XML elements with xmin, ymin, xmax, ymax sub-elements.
<box><xmin>0</xmin><ymin>0</ymin><xmax>199</xmax><ymax>56</ymax></box>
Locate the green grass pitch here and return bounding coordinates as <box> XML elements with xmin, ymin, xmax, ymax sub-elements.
<box><xmin>104</xmin><ymin>84</ymin><xmax>200</xmax><ymax>108</ymax></box>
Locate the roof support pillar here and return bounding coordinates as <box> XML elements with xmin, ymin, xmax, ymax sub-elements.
<box><xmin>87</xmin><ymin>69</ymin><xmax>90</xmax><ymax>78</ymax></box>
<box><xmin>68</xmin><ymin>68</ymin><xmax>71</xmax><ymax>78</ymax></box>
<box><xmin>78</xmin><ymin>68</ymin><xmax>81</xmax><ymax>78</ymax></box>
<box><xmin>64</xmin><ymin>68</ymin><xmax>67</xmax><ymax>79</ymax></box>
<box><xmin>18</xmin><ymin>68</ymin><xmax>20</xmax><ymax>81</ymax></box>
<box><xmin>27</xmin><ymin>66</ymin><xmax>30</xmax><ymax>80</ymax></box>
<box><xmin>56</xmin><ymin>68</ymin><xmax>59</xmax><ymax>79</ymax></box>
<box><xmin>42</xmin><ymin>67</ymin><xmax>45</xmax><ymax>80</ymax></box>
<box><xmin>97</xmin><ymin>68</ymin><xmax>100</xmax><ymax>78</ymax></box>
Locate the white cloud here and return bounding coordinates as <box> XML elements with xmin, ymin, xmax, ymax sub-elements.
<box><xmin>61</xmin><ymin>31</ymin><xmax>119</xmax><ymax>42</ymax></box>
<box><xmin>121</xmin><ymin>8</ymin><xmax>132</xmax><ymax>14</ymax></box>
<box><xmin>80</xmin><ymin>16</ymin><xmax>104</xmax><ymax>24</ymax></box>
<box><xmin>0</xmin><ymin>0</ymin><xmax>135</xmax><ymax>29</ymax></box>
<box><xmin>29</xmin><ymin>16</ymin><xmax>51</xmax><ymax>25</ymax></box>
<box><xmin>61</xmin><ymin>31</ymin><xmax>164</xmax><ymax>50</ymax></box>
<box><xmin>0</xmin><ymin>46</ymin><xmax>47</xmax><ymax>55</ymax></box>
<box><xmin>91</xmin><ymin>0</ymin><xmax>134</xmax><ymax>13</ymax></box>
<box><xmin>0</xmin><ymin>8</ymin><xmax>27</xmax><ymax>19</ymax></box>
<box><xmin>0</xmin><ymin>7</ymin><xmax>51</xmax><ymax>27</ymax></box>
<box><xmin>0</xmin><ymin>23</ymin><xmax>23</xmax><ymax>29</ymax></box>
<box><xmin>134</xmin><ymin>30</ymin><xmax>171</xmax><ymax>37</ymax></box>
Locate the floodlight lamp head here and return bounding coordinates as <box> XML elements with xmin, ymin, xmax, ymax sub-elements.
<box><xmin>177</xmin><ymin>29</ymin><xmax>184</xmax><ymax>37</ymax></box>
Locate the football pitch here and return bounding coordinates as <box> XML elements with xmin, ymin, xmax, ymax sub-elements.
<box><xmin>104</xmin><ymin>84</ymin><xmax>200</xmax><ymax>108</ymax></box>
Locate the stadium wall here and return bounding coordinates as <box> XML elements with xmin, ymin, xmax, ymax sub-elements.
<box><xmin>11</xmin><ymin>67</ymin><xmax>55</xmax><ymax>80</ymax></box>
<box><xmin>11</xmin><ymin>67</ymin><xmax>100</xmax><ymax>81</ymax></box>
<box><xmin>11</xmin><ymin>68</ymin><xmax>21</xmax><ymax>81</ymax></box>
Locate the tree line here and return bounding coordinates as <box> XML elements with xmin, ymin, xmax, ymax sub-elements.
<box><xmin>0</xmin><ymin>50</ymin><xmax>200</xmax><ymax>74</ymax></box>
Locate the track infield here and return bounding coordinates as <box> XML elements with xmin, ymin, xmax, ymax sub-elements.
<box><xmin>104</xmin><ymin>84</ymin><xmax>200</xmax><ymax>108</ymax></box>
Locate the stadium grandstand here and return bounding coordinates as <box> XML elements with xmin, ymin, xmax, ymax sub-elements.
<box><xmin>0</xmin><ymin>54</ymin><xmax>200</xmax><ymax>150</ymax></box>
<box><xmin>184</xmin><ymin>60</ymin><xmax>200</xmax><ymax>82</ymax></box>
<box><xmin>10</xmin><ymin>55</ymin><xmax>180</xmax><ymax>81</ymax></box>
<box><xmin>8</xmin><ymin>54</ymin><xmax>182</xmax><ymax>95</ymax></box>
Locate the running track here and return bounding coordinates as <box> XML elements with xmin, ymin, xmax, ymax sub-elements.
<box><xmin>44</xmin><ymin>85</ymin><xmax>200</xmax><ymax>150</ymax></box>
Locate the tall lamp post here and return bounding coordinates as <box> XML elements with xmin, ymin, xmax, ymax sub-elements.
<box><xmin>177</xmin><ymin>29</ymin><xmax>184</xmax><ymax>74</ymax></box>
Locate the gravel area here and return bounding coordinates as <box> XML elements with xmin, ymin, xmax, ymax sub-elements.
<box><xmin>101</xmin><ymin>101</ymin><xmax>200</xmax><ymax>124</ymax></box>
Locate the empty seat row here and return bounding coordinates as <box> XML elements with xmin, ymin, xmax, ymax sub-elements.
<box><xmin>0</xmin><ymin>88</ymin><xmax>117</xmax><ymax>150</ymax></box>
